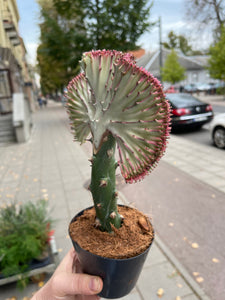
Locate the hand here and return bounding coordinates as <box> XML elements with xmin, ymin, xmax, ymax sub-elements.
<box><xmin>32</xmin><ymin>248</ymin><xmax>103</xmax><ymax>300</ymax></box>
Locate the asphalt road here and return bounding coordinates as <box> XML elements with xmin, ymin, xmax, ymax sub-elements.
<box><xmin>120</xmin><ymin>102</ymin><xmax>225</xmax><ymax>300</ymax></box>
<box><xmin>172</xmin><ymin>127</ymin><xmax>212</xmax><ymax>147</ymax></box>
<box><xmin>120</xmin><ymin>158</ymin><xmax>225</xmax><ymax>300</ymax></box>
<box><xmin>212</xmin><ymin>104</ymin><xmax>225</xmax><ymax>113</ymax></box>
<box><xmin>119</xmin><ymin>102</ymin><xmax>225</xmax><ymax>300</ymax></box>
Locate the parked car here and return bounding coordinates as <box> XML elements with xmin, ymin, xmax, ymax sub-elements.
<box><xmin>195</xmin><ymin>83</ymin><xmax>212</xmax><ymax>93</ymax></box>
<box><xmin>164</xmin><ymin>85</ymin><xmax>177</xmax><ymax>93</ymax></box>
<box><xmin>209</xmin><ymin>113</ymin><xmax>225</xmax><ymax>149</ymax></box>
<box><xmin>166</xmin><ymin>93</ymin><xmax>214</xmax><ymax>130</ymax></box>
<box><xmin>183</xmin><ymin>84</ymin><xmax>197</xmax><ymax>93</ymax></box>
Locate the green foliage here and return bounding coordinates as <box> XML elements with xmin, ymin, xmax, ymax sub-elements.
<box><xmin>161</xmin><ymin>49</ymin><xmax>186</xmax><ymax>84</ymax></box>
<box><xmin>162</xmin><ymin>31</ymin><xmax>200</xmax><ymax>56</ymax></box>
<box><xmin>37</xmin><ymin>0</ymin><xmax>154</xmax><ymax>93</ymax></box>
<box><xmin>163</xmin><ymin>31</ymin><xmax>178</xmax><ymax>50</ymax></box>
<box><xmin>208</xmin><ymin>26</ymin><xmax>225</xmax><ymax>81</ymax></box>
<box><xmin>0</xmin><ymin>200</ymin><xmax>53</xmax><ymax>287</ymax></box>
<box><xmin>37</xmin><ymin>2</ymin><xmax>89</xmax><ymax>94</ymax></box>
<box><xmin>53</xmin><ymin>0</ymin><xmax>153</xmax><ymax>51</ymax></box>
<box><xmin>178</xmin><ymin>35</ymin><xmax>193</xmax><ymax>56</ymax></box>
<box><xmin>216</xmin><ymin>86</ymin><xmax>225</xmax><ymax>95</ymax></box>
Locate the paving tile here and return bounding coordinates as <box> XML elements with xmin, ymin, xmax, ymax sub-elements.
<box><xmin>183</xmin><ymin>294</ymin><xmax>201</xmax><ymax>300</ymax></box>
<box><xmin>53</xmin><ymin>218</ymin><xmax>71</xmax><ymax>239</ymax></box>
<box><xmin>137</xmin><ymin>261</ymin><xmax>194</xmax><ymax>300</ymax></box>
<box><xmin>202</xmin><ymin>176</ymin><xmax>225</xmax><ymax>187</ymax></box>
<box><xmin>0</xmin><ymin>280</ymin><xmax>38</xmax><ymax>300</ymax></box>
<box><xmin>55</xmin><ymin>236</ymin><xmax>72</xmax><ymax>261</ymax></box>
<box><xmin>218</xmin><ymin>186</ymin><xmax>225</xmax><ymax>193</ymax></box>
<box><xmin>144</xmin><ymin>242</ymin><xmax>167</xmax><ymax>268</ymax></box>
<box><xmin>193</xmin><ymin>171</ymin><xmax>215</xmax><ymax>180</ymax></box>
<box><xmin>108</xmin><ymin>288</ymin><xmax>142</xmax><ymax>300</ymax></box>
<box><xmin>51</xmin><ymin>204</ymin><xmax>69</xmax><ymax>221</ymax></box>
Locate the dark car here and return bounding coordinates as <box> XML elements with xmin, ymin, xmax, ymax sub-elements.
<box><xmin>183</xmin><ymin>84</ymin><xmax>197</xmax><ymax>93</ymax></box>
<box><xmin>166</xmin><ymin>93</ymin><xmax>214</xmax><ymax>130</ymax></box>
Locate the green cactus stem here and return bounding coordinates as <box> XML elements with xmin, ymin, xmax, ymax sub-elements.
<box><xmin>90</xmin><ymin>133</ymin><xmax>121</xmax><ymax>232</ymax></box>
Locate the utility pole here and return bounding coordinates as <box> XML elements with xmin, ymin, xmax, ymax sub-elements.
<box><xmin>159</xmin><ymin>16</ymin><xmax>163</xmax><ymax>82</ymax></box>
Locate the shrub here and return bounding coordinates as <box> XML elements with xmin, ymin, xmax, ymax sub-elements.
<box><xmin>0</xmin><ymin>200</ymin><xmax>53</xmax><ymax>288</ymax></box>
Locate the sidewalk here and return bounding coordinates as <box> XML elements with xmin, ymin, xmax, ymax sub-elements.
<box><xmin>195</xmin><ymin>93</ymin><xmax>225</xmax><ymax>107</ymax></box>
<box><xmin>0</xmin><ymin>101</ymin><xmax>215</xmax><ymax>300</ymax></box>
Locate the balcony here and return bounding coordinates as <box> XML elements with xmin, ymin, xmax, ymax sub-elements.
<box><xmin>2</xmin><ymin>10</ymin><xmax>20</xmax><ymax>46</ymax></box>
<box><xmin>2</xmin><ymin>10</ymin><xmax>15</xmax><ymax>30</ymax></box>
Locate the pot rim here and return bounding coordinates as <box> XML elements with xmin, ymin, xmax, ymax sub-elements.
<box><xmin>69</xmin><ymin>205</ymin><xmax>154</xmax><ymax>262</ymax></box>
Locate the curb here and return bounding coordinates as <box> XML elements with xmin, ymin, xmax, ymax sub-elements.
<box><xmin>155</xmin><ymin>235</ymin><xmax>211</xmax><ymax>300</ymax></box>
<box><xmin>118</xmin><ymin>191</ymin><xmax>211</xmax><ymax>300</ymax></box>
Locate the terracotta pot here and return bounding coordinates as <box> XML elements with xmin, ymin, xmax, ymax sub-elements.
<box><xmin>69</xmin><ymin>206</ymin><xmax>154</xmax><ymax>299</ymax></box>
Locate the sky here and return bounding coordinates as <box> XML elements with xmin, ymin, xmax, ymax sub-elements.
<box><xmin>16</xmin><ymin>0</ymin><xmax>213</xmax><ymax>65</ymax></box>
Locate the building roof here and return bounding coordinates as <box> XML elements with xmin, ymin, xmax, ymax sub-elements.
<box><xmin>129</xmin><ymin>49</ymin><xmax>146</xmax><ymax>59</ymax></box>
<box><xmin>137</xmin><ymin>48</ymin><xmax>209</xmax><ymax>78</ymax></box>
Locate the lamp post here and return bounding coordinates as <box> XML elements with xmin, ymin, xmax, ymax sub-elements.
<box><xmin>158</xmin><ymin>16</ymin><xmax>163</xmax><ymax>82</ymax></box>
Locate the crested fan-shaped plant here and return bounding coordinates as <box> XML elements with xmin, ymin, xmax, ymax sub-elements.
<box><xmin>66</xmin><ymin>50</ymin><xmax>170</xmax><ymax>233</ymax></box>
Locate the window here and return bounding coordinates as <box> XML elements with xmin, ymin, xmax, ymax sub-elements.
<box><xmin>0</xmin><ymin>69</ymin><xmax>11</xmax><ymax>99</ymax></box>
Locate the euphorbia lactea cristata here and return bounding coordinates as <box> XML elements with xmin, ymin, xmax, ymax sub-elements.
<box><xmin>66</xmin><ymin>50</ymin><xmax>170</xmax><ymax>232</ymax></box>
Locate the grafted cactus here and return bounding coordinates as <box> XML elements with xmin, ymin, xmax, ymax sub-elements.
<box><xmin>66</xmin><ymin>50</ymin><xmax>170</xmax><ymax>232</ymax></box>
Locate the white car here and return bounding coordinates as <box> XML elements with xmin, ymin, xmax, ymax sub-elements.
<box><xmin>210</xmin><ymin>113</ymin><xmax>225</xmax><ymax>149</ymax></box>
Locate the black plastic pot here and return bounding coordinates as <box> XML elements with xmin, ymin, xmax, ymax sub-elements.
<box><xmin>69</xmin><ymin>206</ymin><xmax>154</xmax><ymax>299</ymax></box>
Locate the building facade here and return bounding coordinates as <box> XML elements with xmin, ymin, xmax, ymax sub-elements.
<box><xmin>0</xmin><ymin>0</ymin><xmax>35</xmax><ymax>114</ymax></box>
<box><xmin>137</xmin><ymin>48</ymin><xmax>217</xmax><ymax>86</ymax></box>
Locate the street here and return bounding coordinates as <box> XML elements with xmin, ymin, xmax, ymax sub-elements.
<box><xmin>0</xmin><ymin>100</ymin><xmax>224</xmax><ymax>300</ymax></box>
<box><xmin>119</xmin><ymin>133</ymin><xmax>225</xmax><ymax>300</ymax></box>
<box><xmin>172</xmin><ymin>128</ymin><xmax>212</xmax><ymax>147</ymax></box>
<box><xmin>1</xmin><ymin>101</ymin><xmax>214</xmax><ymax>300</ymax></box>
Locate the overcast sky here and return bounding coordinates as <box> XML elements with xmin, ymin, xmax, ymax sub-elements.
<box><xmin>16</xmin><ymin>0</ymin><xmax>213</xmax><ymax>65</ymax></box>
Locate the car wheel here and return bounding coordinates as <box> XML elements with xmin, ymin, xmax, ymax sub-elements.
<box><xmin>213</xmin><ymin>126</ymin><xmax>225</xmax><ymax>149</ymax></box>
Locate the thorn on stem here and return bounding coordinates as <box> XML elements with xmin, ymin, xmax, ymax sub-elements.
<box><xmin>99</xmin><ymin>179</ymin><xmax>108</xmax><ymax>187</ymax></box>
<box><xmin>94</xmin><ymin>218</ymin><xmax>101</xmax><ymax>228</ymax></box>
<box><xmin>107</xmin><ymin>149</ymin><xmax>114</xmax><ymax>158</ymax></box>
<box><xmin>103</xmin><ymin>136</ymin><xmax>108</xmax><ymax>142</ymax></box>
<box><xmin>88</xmin><ymin>158</ymin><xmax>93</xmax><ymax>163</ymax></box>
<box><xmin>110</xmin><ymin>211</ymin><xmax>116</xmax><ymax>219</ymax></box>
<box><xmin>114</xmin><ymin>191</ymin><xmax>119</xmax><ymax>198</ymax></box>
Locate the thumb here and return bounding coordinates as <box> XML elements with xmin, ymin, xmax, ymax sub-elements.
<box><xmin>52</xmin><ymin>272</ymin><xmax>103</xmax><ymax>296</ymax></box>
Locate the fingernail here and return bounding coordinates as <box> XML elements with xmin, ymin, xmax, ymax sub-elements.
<box><xmin>89</xmin><ymin>277</ymin><xmax>101</xmax><ymax>292</ymax></box>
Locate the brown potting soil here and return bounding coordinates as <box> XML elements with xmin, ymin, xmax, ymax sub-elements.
<box><xmin>69</xmin><ymin>206</ymin><xmax>154</xmax><ymax>259</ymax></box>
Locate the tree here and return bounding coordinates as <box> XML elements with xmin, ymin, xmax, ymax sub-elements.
<box><xmin>53</xmin><ymin>0</ymin><xmax>153</xmax><ymax>51</ymax></box>
<box><xmin>178</xmin><ymin>35</ymin><xmax>193</xmax><ymax>55</ymax></box>
<box><xmin>162</xmin><ymin>31</ymin><xmax>196</xmax><ymax>56</ymax></box>
<box><xmin>37</xmin><ymin>1</ymin><xmax>89</xmax><ymax>93</ymax></box>
<box><xmin>208</xmin><ymin>26</ymin><xmax>225</xmax><ymax>81</ymax></box>
<box><xmin>162</xmin><ymin>31</ymin><xmax>178</xmax><ymax>50</ymax></box>
<box><xmin>161</xmin><ymin>49</ymin><xmax>186</xmax><ymax>84</ymax></box>
<box><xmin>37</xmin><ymin>0</ymin><xmax>154</xmax><ymax>93</ymax></box>
<box><xmin>185</xmin><ymin>0</ymin><xmax>225</xmax><ymax>39</ymax></box>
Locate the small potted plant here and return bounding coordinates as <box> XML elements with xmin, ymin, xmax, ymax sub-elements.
<box><xmin>66</xmin><ymin>50</ymin><xmax>170</xmax><ymax>298</ymax></box>
<box><xmin>0</xmin><ymin>200</ymin><xmax>54</xmax><ymax>288</ymax></box>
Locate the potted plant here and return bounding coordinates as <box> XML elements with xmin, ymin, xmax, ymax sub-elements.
<box><xmin>0</xmin><ymin>200</ymin><xmax>54</xmax><ymax>288</ymax></box>
<box><xmin>66</xmin><ymin>50</ymin><xmax>170</xmax><ymax>298</ymax></box>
